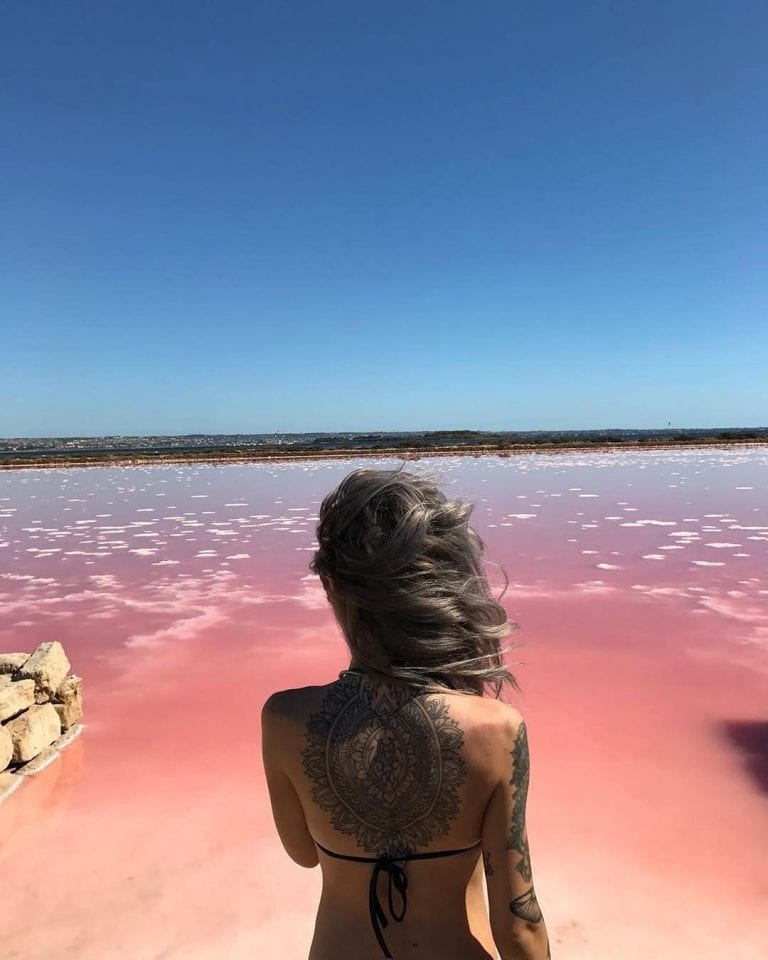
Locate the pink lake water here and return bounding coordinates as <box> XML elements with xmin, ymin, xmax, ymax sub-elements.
<box><xmin>1</xmin><ymin>449</ymin><xmax>767</xmax><ymax>959</ymax></box>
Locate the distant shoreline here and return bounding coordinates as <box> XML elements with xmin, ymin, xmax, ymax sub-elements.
<box><xmin>1</xmin><ymin>437</ymin><xmax>766</xmax><ymax>471</ymax></box>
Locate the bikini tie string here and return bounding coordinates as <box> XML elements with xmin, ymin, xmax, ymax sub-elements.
<box><xmin>369</xmin><ymin>856</ymin><xmax>408</xmax><ymax>960</ymax></box>
<box><xmin>312</xmin><ymin>837</ymin><xmax>482</xmax><ymax>959</ymax></box>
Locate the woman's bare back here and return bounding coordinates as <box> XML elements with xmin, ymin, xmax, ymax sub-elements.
<box><xmin>263</xmin><ymin>668</ymin><xmax>550</xmax><ymax>960</ymax></box>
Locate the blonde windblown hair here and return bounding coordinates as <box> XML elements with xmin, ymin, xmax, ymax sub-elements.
<box><xmin>310</xmin><ymin>463</ymin><xmax>519</xmax><ymax>698</ymax></box>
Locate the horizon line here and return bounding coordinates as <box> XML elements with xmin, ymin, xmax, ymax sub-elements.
<box><xmin>3</xmin><ymin>425</ymin><xmax>767</xmax><ymax>442</ymax></box>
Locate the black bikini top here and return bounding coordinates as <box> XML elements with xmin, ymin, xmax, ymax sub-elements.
<box><xmin>313</xmin><ymin>837</ymin><xmax>482</xmax><ymax>959</ymax></box>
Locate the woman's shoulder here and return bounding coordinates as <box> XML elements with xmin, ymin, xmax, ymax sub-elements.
<box><xmin>261</xmin><ymin>683</ymin><xmax>335</xmax><ymax>760</ymax></box>
<box><xmin>262</xmin><ymin>676</ymin><xmax>526</xmax><ymax>750</ymax></box>
<box><xmin>262</xmin><ymin>681</ymin><xmax>332</xmax><ymax>720</ymax></box>
<box><xmin>443</xmin><ymin>689</ymin><xmax>525</xmax><ymax>742</ymax></box>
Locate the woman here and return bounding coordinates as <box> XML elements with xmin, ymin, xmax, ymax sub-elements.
<box><xmin>262</xmin><ymin>466</ymin><xmax>551</xmax><ymax>960</ymax></box>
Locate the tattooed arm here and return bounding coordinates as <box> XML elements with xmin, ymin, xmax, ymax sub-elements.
<box><xmin>481</xmin><ymin>710</ymin><xmax>551</xmax><ymax>960</ymax></box>
<box><xmin>261</xmin><ymin>691</ymin><xmax>320</xmax><ymax>869</ymax></box>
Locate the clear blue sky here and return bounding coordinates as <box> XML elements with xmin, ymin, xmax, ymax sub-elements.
<box><xmin>2</xmin><ymin>1</ymin><xmax>766</xmax><ymax>437</ymax></box>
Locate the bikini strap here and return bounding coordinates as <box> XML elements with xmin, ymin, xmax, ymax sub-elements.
<box><xmin>314</xmin><ymin>840</ymin><xmax>481</xmax><ymax>958</ymax></box>
<box><xmin>314</xmin><ymin>839</ymin><xmax>481</xmax><ymax>862</ymax></box>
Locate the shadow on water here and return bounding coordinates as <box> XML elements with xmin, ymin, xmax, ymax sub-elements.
<box><xmin>721</xmin><ymin>720</ymin><xmax>768</xmax><ymax>797</ymax></box>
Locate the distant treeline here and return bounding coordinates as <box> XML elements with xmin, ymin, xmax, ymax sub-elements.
<box><xmin>0</xmin><ymin>426</ymin><xmax>766</xmax><ymax>469</ymax></box>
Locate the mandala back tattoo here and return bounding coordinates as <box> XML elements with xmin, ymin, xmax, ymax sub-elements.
<box><xmin>505</xmin><ymin>720</ymin><xmax>532</xmax><ymax>882</ymax></box>
<box><xmin>302</xmin><ymin>672</ymin><xmax>466</xmax><ymax>858</ymax></box>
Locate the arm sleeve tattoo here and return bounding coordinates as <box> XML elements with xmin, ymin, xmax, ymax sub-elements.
<box><xmin>508</xmin><ymin>886</ymin><xmax>543</xmax><ymax>923</ymax></box>
<box><xmin>505</xmin><ymin>720</ymin><xmax>532</xmax><ymax>882</ymax></box>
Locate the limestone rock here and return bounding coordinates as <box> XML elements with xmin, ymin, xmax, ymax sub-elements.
<box><xmin>14</xmin><ymin>641</ymin><xmax>70</xmax><ymax>702</ymax></box>
<box><xmin>0</xmin><ymin>653</ymin><xmax>28</xmax><ymax>674</ymax></box>
<box><xmin>53</xmin><ymin>723</ymin><xmax>84</xmax><ymax>751</ymax></box>
<box><xmin>0</xmin><ymin>679</ymin><xmax>35</xmax><ymax>723</ymax></box>
<box><xmin>52</xmin><ymin>674</ymin><xmax>83</xmax><ymax>729</ymax></box>
<box><xmin>4</xmin><ymin>703</ymin><xmax>61</xmax><ymax>763</ymax></box>
<box><xmin>17</xmin><ymin>745</ymin><xmax>60</xmax><ymax>776</ymax></box>
<box><xmin>54</xmin><ymin>698</ymin><xmax>83</xmax><ymax>731</ymax></box>
<box><xmin>54</xmin><ymin>674</ymin><xmax>83</xmax><ymax>705</ymax></box>
<box><xmin>0</xmin><ymin>724</ymin><xmax>12</xmax><ymax>770</ymax></box>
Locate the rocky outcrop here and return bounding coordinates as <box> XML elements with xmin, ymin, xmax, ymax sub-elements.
<box><xmin>0</xmin><ymin>679</ymin><xmax>35</xmax><ymax>723</ymax></box>
<box><xmin>0</xmin><ymin>653</ymin><xmax>29</xmax><ymax>674</ymax></box>
<box><xmin>53</xmin><ymin>674</ymin><xmax>83</xmax><ymax>729</ymax></box>
<box><xmin>0</xmin><ymin>724</ymin><xmax>12</xmax><ymax>770</ymax></box>
<box><xmin>5</xmin><ymin>703</ymin><xmax>61</xmax><ymax>763</ymax></box>
<box><xmin>0</xmin><ymin>643</ymin><xmax>83</xmax><ymax>803</ymax></box>
<box><xmin>15</xmin><ymin>640</ymin><xmax>71</xmax><ymax>703</ymax></box>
